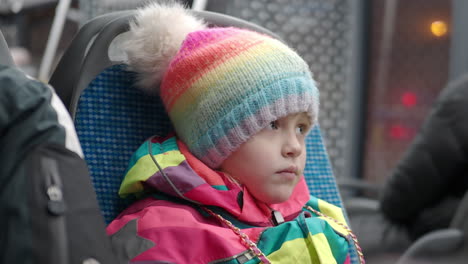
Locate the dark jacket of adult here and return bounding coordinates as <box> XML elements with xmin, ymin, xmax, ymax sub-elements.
<box><xmin>380</xmin><ymin>74</ymin><xmax>468</xmax><ymax>240</ymax></box>
<box><xmin>0</xmin><ymin>64</ymin><xmax>118</xmax><ymax>263</ymax></box>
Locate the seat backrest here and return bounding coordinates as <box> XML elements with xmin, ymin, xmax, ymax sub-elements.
<box><xmin>396</xmin><ymin>190</ymin><xmax>468</xmax><ymax>264</ymax></box>
<box><xmin>52</xmin><ymin>8</ymin><xmax>355</xmax><ymax>262</ymax></box>
<box><xmin>49</xmin><ymin>10</ymin><xmax>135</xmax><ymax>110</ymax></box>
<box><xmin>0</xmin><ymin>29</ymin><xmax>14</xmax><ymax>66</ymax></box>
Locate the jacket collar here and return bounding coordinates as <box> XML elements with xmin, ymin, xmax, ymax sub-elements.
<box><xmin>119</xmin><ymin>135</ymin><xmax>311</xmax><ymax>225</ymax></box>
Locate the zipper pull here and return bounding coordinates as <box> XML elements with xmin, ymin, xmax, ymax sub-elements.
<box><xmin>43</xmin><ymin>157</ymin><xmax>67</xmax><ymax>216</ymax></box>
<box><xmin>271</xmin><ymin>210</ymin><xmax>284</xmax><ymax>226</ymax></box>
<box><xmin>47</xmin><ymin>185</ymin><xmax>66</xmax><ymax>215</ymax></box>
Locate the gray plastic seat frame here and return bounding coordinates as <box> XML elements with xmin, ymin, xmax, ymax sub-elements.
<box><xmin>0</xmin><ymin>30</ymin><xmax>14</xmax><ymax>66</ymax></box>
<box><xmin>49</xmin><ymin>10</ymin><xmax>135</xmax><ymax>111</ymax></box>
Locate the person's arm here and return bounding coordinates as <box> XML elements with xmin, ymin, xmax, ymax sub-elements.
<box><xmin>0</xmin><ymin>65</ymin><xmax>118</xmax><ymax>263</ymax></box>
<box><xmin>0</xmin><ymin>65</ymin><xmax>82</xmax><ymax>176</ymax></box>
<box><xmin>380</xmin><ymin>74</ymin><xmax>468</xmax><ymax>224</ymax></box>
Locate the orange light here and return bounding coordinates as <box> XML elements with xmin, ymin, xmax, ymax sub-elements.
<box><xmin>431</xmin><ymin>20</ymin><xmax>447</xmax><ymax>37</ymax></box>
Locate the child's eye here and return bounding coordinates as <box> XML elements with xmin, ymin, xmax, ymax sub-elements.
<box><xmin>296</xmin><ymin>124</ymin><xmax>308</xmax><ymax>135</ymax></box>
<box><xmin>269</xmin><ymin>121</ymin><xmax>279</xmax><ymax>130</ymax></box>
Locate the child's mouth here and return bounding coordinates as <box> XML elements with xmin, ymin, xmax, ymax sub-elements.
<box><xmin>276</xmin><ymin>166</ymin><xmax>298</xmax><ymax>180</ymax></box>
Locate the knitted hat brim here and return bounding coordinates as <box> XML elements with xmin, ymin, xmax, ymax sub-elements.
<box><xmin>188</xmin><ymin>76</ymin><xmax>319</xmax><ymax>168</ymax></box>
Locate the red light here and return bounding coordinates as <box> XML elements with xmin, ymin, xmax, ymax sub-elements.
<box><xmin>401</xmin><ymin>92</ymin><xmax>417</xmax><ymax>107</ymax></box>
<box><xmin>389</xmin><ymin>124</ymin><xmax>409</xmax><ymax>139</ymax></box>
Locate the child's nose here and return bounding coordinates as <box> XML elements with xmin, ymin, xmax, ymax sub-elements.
<box><xmin>282</xmin><ymin>133</ymin><xmax>302</xmax><ymax>158</ymax></box>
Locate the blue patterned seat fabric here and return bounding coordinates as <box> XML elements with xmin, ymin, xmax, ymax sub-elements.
<box><xmin>75</xmin><ymin>64</ymin><xmax>172</xmax><ymax>222</ymax></box>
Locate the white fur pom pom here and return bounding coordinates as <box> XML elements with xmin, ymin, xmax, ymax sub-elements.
<box><xmin>123</xmin><ymin>1</ymin><xmax>206</xmax><ymax>93</ymax></box>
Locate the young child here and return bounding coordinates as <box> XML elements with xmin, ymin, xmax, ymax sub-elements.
<box><xmin>106</xmin><ymin>2</ymin><xmax>363</xmax><ymax>264</ymax></box>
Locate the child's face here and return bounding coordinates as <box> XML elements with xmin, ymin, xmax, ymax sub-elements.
<box><xmin>220</xmin><ymin>112</ymin><xmax>312</xmax><ymax>204</ymax></box>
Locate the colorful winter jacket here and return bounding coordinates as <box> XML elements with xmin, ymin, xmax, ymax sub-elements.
<box><xmin>107</xmin><ymin>135</ymin><xmax>353</xmax><ymax>263</ymax></box>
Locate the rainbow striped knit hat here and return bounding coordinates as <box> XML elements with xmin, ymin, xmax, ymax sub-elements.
<box><xmin>125</xmin><ymin>3</ymin><xmax>319</xmax><ymax>168</ymax></box>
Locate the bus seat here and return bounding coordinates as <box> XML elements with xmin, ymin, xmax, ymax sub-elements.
<box><xmin>397</xmin><ymin>190</ymin><xmax>468</xmax><ymax>264</ymax></box>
